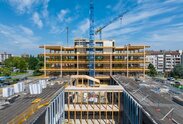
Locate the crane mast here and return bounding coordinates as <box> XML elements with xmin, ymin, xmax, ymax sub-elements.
<box><xmin>89</xmin><ymin>0</ymin><xmax>95</xmax><ymax>86</ymax></box>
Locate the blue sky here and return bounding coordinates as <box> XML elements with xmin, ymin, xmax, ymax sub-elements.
<box><xmin>0</xmin><ymin>0</ymin><xmax>183</xmax><ymax>55</ymax></box>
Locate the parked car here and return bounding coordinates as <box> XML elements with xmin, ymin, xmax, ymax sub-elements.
<box><xmin>0</xmin><ymin>83</ymin><xmax>4</xmax><ymax>88</ymax></box>
<box><xmin>135</xmin><ymin>78</ymin><xmax>141</xmax><ymax>81</ymax></box>
<box><xmin>3</xmin><ymin>82</ymin><xmax>11</xmax><ymax>85</ymax></box>
<box><xmin>167</xmin><ymin>77</ymin><xmax>175</xmax><ymax>81</ymax></box>
<box><xmin>175</xmin><ymin>81</ymin><xmax>181</xmax><ymax>87</ymax></box>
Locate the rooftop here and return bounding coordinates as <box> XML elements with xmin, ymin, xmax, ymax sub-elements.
<box><xmin>112</xmin><ymin>75</ymin><xmax>183</xmax><ymax>124</ymax></box>
<box><xmin>0</xmin><ymin>77</ymin><xmax>70</xmax><ymax>124</ymax></box>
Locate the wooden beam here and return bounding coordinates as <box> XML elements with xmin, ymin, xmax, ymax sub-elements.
<box><xmin>65</xmin><ymin>86</ymin><xmax>123</xmax><ymax>92</ymax></box>
<box><xmin>71</xmin><ymin>75</ymin><xmax>100</xmax><ymax>84</ymax></box>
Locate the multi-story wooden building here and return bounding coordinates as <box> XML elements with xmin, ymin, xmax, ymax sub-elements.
<box><xmin>39</xmin><ymin>38</ymin><xmax>149</xmax><ymax>81</ymax></box>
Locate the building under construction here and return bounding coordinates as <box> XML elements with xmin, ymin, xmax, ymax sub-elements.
<box><xmin>39</xmin><ymin>38</ymin><xmax>149</xmax><ymax>81</ymax></box>
<box><xmin>38</xmin><ymin>38</ymin><xmax>150</xmax><ymax>123</ymax></box>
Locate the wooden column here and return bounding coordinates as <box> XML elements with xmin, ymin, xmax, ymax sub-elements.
<box><xmin>44</xmin><ymin>45</ymin><xmax>46</xmax><ymax>77</ymax></box>
<box><xmin>110</xmin><ymin>54</ymin><xmax>112</xmax><ymax>76</ymax></box>
<box><xmin>82</xmin><ymin>78</ymin><xmax>83</xmax><ymax>87</ymax></box>
<box><xmin>143</xmin><ymin>45</ymin><xmax>146</xmax><ymax>79</ymax></box>
<box><xmin>60</xmin><ymin>46</ymin><xmax>63</xmax><ymax>77</ymax></box>
<box><xmin>77</xmin><ymin>54</ymin><xmax>79</xmax><ymax>75</ymax></box>
<box><xmin>127</xmin><ymin>45</ymin><xmax>129</xmax><ymax>77</ymax></box>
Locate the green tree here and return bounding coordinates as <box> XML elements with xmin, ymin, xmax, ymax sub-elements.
<box><xmin>28</xmin><ymin>56</ymin><xmax>39</xmax><ymax>70</ymax></box>
<box><xmin>0</xmin><ymin>67</ymin><xmax>11</xmax><ymax>76</ymax></box>
<box><xmin>32</xmin><ymin>55</ymin><xmax>44</xmax><ymax>76</ymax></box>
<box><xmin>147</xmin><ymin>63</ymin><xmax>157</xmax><ymax>77</ymax></box>
<box><xmin>4</xmin><ymin>57</ymin><xmax>28</xmax><ymax>72</ymax></box>
<box><xmin>170</xmin><ymin>64</ymin><xmax>183</xmax><ymax>79</ymax></box>
<box><xmin>18</xmin><ymin>58</ymin><xmax>28</xmax><ymax>72</ymax></box>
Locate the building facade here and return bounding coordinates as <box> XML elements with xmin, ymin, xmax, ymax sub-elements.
<box><xmin>0</xmin><ymin>52</ymin><xmax>12</xmax><ymax>63</ymax></box>
<box><xmin>146</xmin><ymin>50</ymin><xmax>183</xmax><ymax>73</ymax></box>
<box><xmin>39</xmin><ymin>38</ymin><xmax>150</xmax><ymax>81</ymax></box>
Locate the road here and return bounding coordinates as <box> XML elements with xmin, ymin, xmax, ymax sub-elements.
<box><xmin>11</xmin><ymin>70</ymin><xmax>33</xmax><ymax>80</ymax></box>
<box><xmin>153</xmin><ymin>77</ymin><xmax>183</xmax><ymax>94</ymax></box>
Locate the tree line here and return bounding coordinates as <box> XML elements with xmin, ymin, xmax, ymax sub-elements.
<box><xmin>147</xmin><ymin>63</ymin><xmax>183</xmax><ymax>79</ymax></box>
<box><xmin>0</xmin><ymin>55</ymin><xmax>43</xmax><ymax>76</ymax></box>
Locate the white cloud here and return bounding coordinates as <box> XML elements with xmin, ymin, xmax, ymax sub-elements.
<box><xmin>147</xmin><ymin>26</ymin><xmax>183</xmax><ymax>43</ymax></box>
<box><xmin>72</xmin><ymin>18</ymin><xmax>90</xmax><ymax>38</ymax></box>
<box><xmin>42</xmin><ymin>0</ymin><xmax>50</xmax><ymax>18</ymax></box>
<box><xmin>7</xmin><ymin>0</ymin><xmax>51</xmax><ymax>15</ymax></box>
<box><xmin>8</xmin><ymin>0</ymin><xmax>38</xmax><ymax>14</ymax></box>
<box><xmin>50</xmin><ymin>25</ymin><xmax>65</xmax><ymax>34</ymax></box>
<box><xmin>103</xmin><ymin>27</ymin><xmax>143</xmax><ymax>39</ymax></box>
<box><xmin>80</xmin><ymin>19</ymin><xmax>90</xmax><ymax>33</ymax></box>
<box><xmin>32</xmin><ymin>12</ymin><xmax>43</xmax><ymax>28</ymax></box>
<box><xmin>96</xmin><ymin>0</ymin><xmax>183</xmax><ymax>50</ymax></box>
<box><xmin>73</xmin><ymin>19</ymin><xmax>89</xmax><ymax>37</ymax></box>
<box><xmin>164</xmin><ymin>0</ymin><xmax>183</xmax><ymax>3</ymax></box>
<box><xmin>0</xmin><ymin>24</ymin><xmax>40</xmax><ymax>54</ymax></box>
<box><xmin>19</xmin><ymin>25</ymin><xmax>34</xmax><ymax>35</ymax></box>
<box><xmin>145</xmin><ymin>29</ymin><xmax>183</xmax><ymax>50</ymax></box>
<box><xmin>104</xmin><ymin>7</ymin><xmax>176</xmax><ymax>33</ymax></box>
<box><xmin>113</xmin><ymin>0</ymin><xmax>123</xmax><ymax>12</ymax></box>
<box><xmin>57</xmin><ymin>9</ymin><xmax>69</xmax><ymax>22</ymax></box>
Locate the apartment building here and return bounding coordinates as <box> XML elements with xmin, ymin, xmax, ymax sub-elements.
<box><xmin>147</xmin><ymin>50</ymin><xmax>183</xmax><ymax>73</ymax></box>
<box><xmin>0</xmin><ymin>52</ymin><xmax>12</xmax><ymax>63</ymax></box>
<box><xmin>39</xmin><ymin>38</ymin><xmax>150</xmax><ymax>81</ymax></box>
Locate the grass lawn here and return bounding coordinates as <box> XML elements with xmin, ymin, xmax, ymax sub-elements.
<box><xmin>11</xmin><ymin>72</ymin><xmax>27</xmax><ymax>76</ymax></box>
